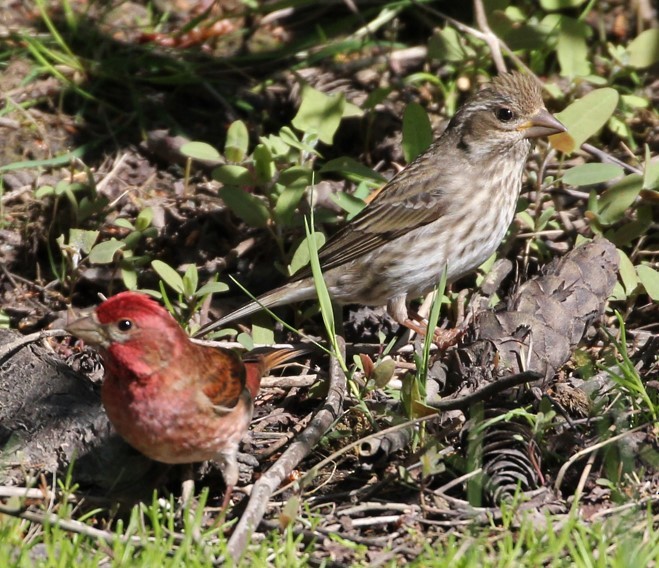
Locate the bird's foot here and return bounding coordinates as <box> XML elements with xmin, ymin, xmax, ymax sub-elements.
<box><xmin>402</xmin><ymin>312</ymin><xmax>467</xmax><ymax>350</ymax></box>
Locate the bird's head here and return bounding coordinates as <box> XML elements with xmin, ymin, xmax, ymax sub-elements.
<box><xmin>451</xmin><ymin>72</ymin><xmax>565</xmax><ymax>156</ymax></box>
<box><xmin>66</xmin><ymin>292</ymin><xmax>189</xmax><ymax>380</ymax></box>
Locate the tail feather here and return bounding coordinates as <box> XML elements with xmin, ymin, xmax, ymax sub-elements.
<box><xmin>243</xmin><ymin>348</ymin><xmax>308</xmax><ymax>399</ymax></box>
<box><xmin>196</xmin><ymin>280</ymin><xmax>315</xmax><ymax>337</ymax></box>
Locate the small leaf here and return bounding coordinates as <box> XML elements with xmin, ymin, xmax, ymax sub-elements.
<box><xmin>549</xmin><ymin>131</ymin><xmax>576</xmax><ymax>153</ymax></box>
<box><xmin>35</xmin><ymin>185</ymin><xmax>55</xmax><ymax>199</ymax></box>
<box><xmin>643</xmin><ymin>153</ymin><xmax>659</xmax><ymax>190</ymax></box>
<box><xmin>253</xmin><ymin>143</ymin><xmax>275</xmax><ymax>183</ymax></box>
<box><xmin>135</xmin><ymin>207</ymin><xmax>153</xmax><ymax>232</ymax></box>
<box><xmin>402</xmin><ymin>102</ymin><xmax>433</xmax><ymax>163</ymax></box>
<box><xmin>597</xmin><ymin>174</ymin><xmax>643</xmax><ymax>225</ymax></box>
<box><xmin>289</xmin><ymin>232</ymin><xmax>326</xmax><ymax>275</ymax></box>
<box><xmin>225</xmin><ymin>120</ymin><xmax>249</xmax><ymax>163</ymax></box>
<box><xmin>180</xmin><ymin>141</ymin><xmax>221</xmax><ymax>162</ymax></box>
<box><xmin>555</xmin><ymin>88</ymin><xmax>619</xmax><ymax>152</ymax></box>
<box><xmin>279</xmin><ymin>495</ymin><xmax>300</xmax><ymax>529</ymax></box>
<box><xmin>212</xmin><ymin>165</ymin><xmax>253</xmax><ymax>186</ymax></box>
<box><xmin>89</xmin><ymin>239</ymin><xmax>126</xmax><ymax>264</ymax></box>
<box><xmin>182</xmin><ymin>264</ymin><xmax>198</xmax><ymax>298</ymax></box>
<box><xmin>274</xmin><ymin>167</ymin><xmax>311</xmax><ymax>225</ymax></box>
<box><xmin>320</xmin><ymin>157</ymin><xmax>387</xmax><ymax>185</ymax></box>
<box><xmin>626</xmin><ymin>29</ymin><xmax>659</xmax><ymax>69</ymax></box>
<box><xmin>428</xmin><ymin>27</ymin><xmax>468</xmax><ymax>62</ymax></box>
<box><xmin>195</xmin><ymin>280</ymin><xmax>229</xmax><ymax>297</ymax></box>
<box><xmin>540</xmin><ymin>0</ymin><xmax>586</xmax><ymax>9</ymax></box>
<box><xmin>68</xmin><ymin>229</ymin><xmax>99</xmax><ymax>254</ymax></box>
<box><xmin>330</xmin><ymin>191</ymin><xmax>367</xmax><ymax>218</ymax></box>
<box><xmin>637</xmin><ymin>265</ymin><xmax>659</xmax><ymax>301</ymax></box>
<box><xmin>278</xmin><ymin>127</ymin><xmax>320</xmax><ymax>155</ymax></box>
<box><xmin>219</xmin><ymin>186</ymin><xmax>270</xmax><ymax>228</ymax></box>
<box><xmin>616</xmin><ymin>249</ymin><xmax>639</xmax><ymax>297</ymax></box>
<box><xmin>557</xmin><ymin>16</ymin><xmax>591</xmax><ymax>77</ymax></box>
<box><xmin>371</xmin><ymin>358</ymin><xmax>396</xmax><ymax>388</ymax></box>
<box><xmin>251</xmin><ymin>318</ymin><xmax>275</xmax><ymax>345</ymax></box>
<box><xmin>152</xmin><ymin>260</ymin><xmax>184</xmax><ymax>294</ymax></box>
<box><xmin>114</xmin><ymin>218</ymin><xmax>134</xmax><ymax>230</ymax></box>
<box><xmin>237</xmin><ymin>332</ymin><xmax>254</xmax><ymax>351</ymax></box>
<box><xmin>562</xmin><ymin>163</ymin><xmax>624</xmax><ymax>186</ymax></box>
<box><xmin>291</xmin><ymin>86</ymin><xmax>345</xmax><ymax>145</ymax></box>
<box><xmin>121</xmin><ymin>267</ymin><xmax>138</xmax><ymax>290</ymax></box>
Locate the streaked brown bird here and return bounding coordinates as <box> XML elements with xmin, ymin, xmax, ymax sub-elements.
<box><xmin>66</xmin><ymin>291</ymin><xmax>301</xmax><ymax>508</ymax></box>
<box><xmin>199</xmin><ymin>72</ymin><xmax>565</xmax><ymax>338</ymax></box>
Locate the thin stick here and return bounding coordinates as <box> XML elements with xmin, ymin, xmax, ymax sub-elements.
<box><xmin>225</xmin><ymin>336</ymin><xmax>347</xmax><ymax>559</ymax></box>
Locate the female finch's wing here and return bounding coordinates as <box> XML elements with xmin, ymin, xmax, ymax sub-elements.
<box><xmin>293</xmin><ymin>148</ymin><xmax>450</xmax><ymax>280</ymax></box>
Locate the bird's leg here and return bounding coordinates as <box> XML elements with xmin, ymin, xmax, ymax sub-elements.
<box><xmin>179</xmin><ymin>463</ymin><xmax>203</xmax><ymax>541</ymax></box>
<box><xmin>216</xmin><ymin>447</ymin><xmax>239</xmax><ymax>514</ymax></box>
<box><xmin>180</xmin><ymin>463</ymin><xmax>196</xmax><ymax>505</ymax></box>
<box><xmin>401</xmin><ymin>310</ymin><xmax>465</xmax><ymax>350</ymax></box>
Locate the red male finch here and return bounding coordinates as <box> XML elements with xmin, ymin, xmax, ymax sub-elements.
<box><xmin>66</xmin><ymin>291</ymin><xmax>301</xmax><ymax>509</ymax></box>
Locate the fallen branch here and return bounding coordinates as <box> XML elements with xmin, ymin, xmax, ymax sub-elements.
<box><xmin>225</xmin><ymin>337</ymin><xmax>347</xmax><ymax>559</ymax></box>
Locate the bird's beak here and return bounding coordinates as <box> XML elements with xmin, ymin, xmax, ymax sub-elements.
<box><xmin>519</xmin><ymin>108</ymin><xmax>566</xmax><ymax>139</ymax></box>
<box><xmin>66</xmin><ymin>315</ymin><xmax>109</xmax><ymax>348</ymax></box>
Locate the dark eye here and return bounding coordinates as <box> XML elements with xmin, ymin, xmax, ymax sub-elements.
<box><xmin>117</xmin><ymin>319</ymin><xmax>133</xmax><ymax>332</ymax></box>
<box><xmin>496</xmin><ymin>107</ymin><xmax>515</xmax><ymax>122</ymax></box>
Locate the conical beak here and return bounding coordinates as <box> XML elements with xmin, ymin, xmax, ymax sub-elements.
<box><xmin>519</xmin><ymin>108</ymin><xmax>566</xmax><ymax>139</ymax></box>
<box><xmin>66</xmin><ymin>315</ymin><xmax>109</xmax><ymax>348</ymax></box>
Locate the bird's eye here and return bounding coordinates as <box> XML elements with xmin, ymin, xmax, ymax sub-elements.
<box><xmin>496</xmin><ymin>107</ymin><xmax>515</xmax><ymax>122</ymax></box>
<box><xmin>117</xmin><ymin>319</ymin><xmax>133</xmax><ymax>332</ymax></box>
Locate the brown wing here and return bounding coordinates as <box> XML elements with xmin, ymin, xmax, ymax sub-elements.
<box><xmin>293</xmin><ymin>145</ymin><xmax>448</xmax><ymax>280</ymax></box>
<box><xmin>197</xmin><ymin>346</ymin><xmax>247</xmax><ymax>413</ymax></box>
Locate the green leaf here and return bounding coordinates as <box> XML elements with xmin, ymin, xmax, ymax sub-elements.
<box><xmin>289</xmin><ymin>231</ymin><xmax>326</xmax><ymax>275</ymax></box>
<box><xmin>292</xmin><ymin>85</ymin><xmax>345</xmax><ymax>145</ymax></box>
<box><xmin>260</xmin><ymin>133</ymin><xmax>292</xmax><ymax>158</ymax></box>
<box><xmin>237</xmin><ymin>332</ymin><xmax>254</xmax><ymax>350</ymax></box>
<box><xmin>279</xmin><ymin>126</ymin><xmax>320</xmax><ymax>155</ymax></box>
<box><xmin>121</xmin><ymin>267</ymin><xmax>138</xmax><ymax>290</ymax></box>
<box><xmin>643</xmin><ymin>149</ymin><xmax>659</xmax><ymax>190</ymax></box>
<box><xmin>212</xmin><ymin>165</ymin><xmax>253</xmax><ymax>186</ymax></box>
<box><xmin>562</xmin><ymin>163</ymin><xmax>624</xmax><ymax>186</ymax></box>
<box><xmin>320</xmin><ymin>157</ymin><xmax>387</xmax><ymax>185</ymax></box>
<box><xmin>274</xmin><ymin>167</ymin><xmax>311</xmax><ymax>225</ymax></box>
<box><xmin>616</xmin><ymin>249</ymin><xmax>639</xmax><ymax>297</ymax></box>
<box><xmin>304</xmin><ymin>217</ymin><xmax>338</xmax><ymax>362</ymax></box>
<box><xmin>253</xmin><ymin>143</ymin><xmax>275</xmax><ymax>183</ymax></box>
<box><xmin>225</xmin><ymin>120</ymin><xmax>249</xmax><ymax>163</ymax></box>
<box><xmin>114</xmin><ymin>218</ymin><xmax>134</xmax><ymax>230</ymax></box>
<box><xmin>182</xmin><ymin>264</ymin><xmax>198</xmax><ymax>298</ymax></box>
<box><xmin>428</xmin><ymin>26</ymin><xmax>468</xmax><ymax>62</ymax></box>
<box><xmin>555</xmin><ymin>88</ymin><xmax>619</xmax><ymax>151</ymax></box>
<box><xmin>637</xmin><ymin>265</ymin><xmax>659</xmax><ymax>301</ymax></box>
<box><xmin>330</xmin><ymin>191</ymin><xmax>367</xmax><ymax>218</ymax></box>
<box><xmin>251</xmin><ymin>318</ymin><xmax>275</xmax><ymax>345</ymax></box>
<box><xmin>626</xmin><ymin>29</ymin><xmax>659</xmax><ymax>69</ymax></box>
<box><xmin>402</xmin><ymin>102</ymin><xmax>433</xmax><ymax>163</ymax></box>
<box><xmin>89</xmin><ymin>239</ymin><xmax>126</xmax><ymax>264</ymax></box>
<box><xmin>540</xmin><ymin>0</ymin><xmax>586</xmax><ymax>10</ymax></box>
<box><xmin>135</xmin><ymin>207</ymin><xmax>153</xmax><ymax>232</ymax></box>
<box><xmin>608</xmin><ymin>206</ymin><xmax>652</xmax><ymax>247</ymax></box>
<box><xmin>219</xmin><ymin>186</ymin><xmax>270</xmax><ymax>228</ymax></box>
<box><xmin>598</xmin><ymin>174</ymin><xmax>643</xmax><ymax>225</ymax></box>
<box><xmin>35</xmin><ymin>185</ymin><xmax>54</xmax><ymax>199</ymax></box>
<box><xmin>371</xmin><ymin>358</ymin><xmax>396</xmax><ymax>388</ymax></box>
<box><xmin>557</xmin><ymin>16</ymin><xmax>590</xmax><ymax>77</ymax></box>
<box><xmin>180</xmin><ymin>141</ymin><xmax>221</xmax><ymax>162</ymax></box>
<box><xmin>195</xmin><ymin>280</ymin><xmax>229</xmax><ymax>297</ymax></box>
<box><xmin>152</xmin><ymin>260</ymin><xmax>184</xmax><ymax>294</ymax></box>
<box><xmin>68</xmin><ymin>229</ymin><xmax>99</xmax><ymax>254</ymax></box>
